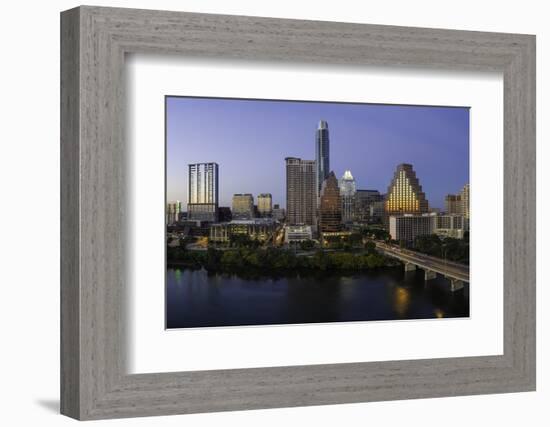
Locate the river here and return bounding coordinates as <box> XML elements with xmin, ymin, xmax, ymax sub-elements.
<box><xmin>166</xmin><ymin>267</ymin><xmax>469</xmax><ymax>329</ymax></box>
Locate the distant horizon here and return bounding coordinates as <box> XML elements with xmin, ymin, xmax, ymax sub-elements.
<box><xmin>166</xmin><ymin>96</ymin><xmax>469</xmax><ymax>210</ymax></box>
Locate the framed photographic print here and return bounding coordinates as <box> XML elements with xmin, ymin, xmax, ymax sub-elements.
<box><xmin>61</xmin><ymin>6</ymin><xmax>536</xmax><ymax>420</ymax></box>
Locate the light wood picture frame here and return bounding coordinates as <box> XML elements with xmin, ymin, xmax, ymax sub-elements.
<box><xmin>60</xmin><ymin>5</ymin><xmax>536</xmax><ymax>420</ymax></box>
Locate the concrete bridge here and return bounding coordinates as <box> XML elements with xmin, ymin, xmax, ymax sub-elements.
<box><xmin>375</xmin><ymin>242</ymin><xmax>469</xmax><ymax>292</ymax></box>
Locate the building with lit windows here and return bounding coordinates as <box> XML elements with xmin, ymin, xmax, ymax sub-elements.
<box><xmin>209</xmin><ymin>219</ymin><xmax>277</xmax><ymax>243</ymax></box>
<box><xmin>187</xmin><ymin>163</ymin><xmax>219</xmax><ymax>222</ymax></box>
<box><xmin>445</xmin><ymin>194</ymin><xmax>461</xmax><ymax>214</ymax></box>
<box><xmin>257</xmin><ymin>193</ymin><xmax>273</xmax><ymax>217</ymax></box>
<box><xmin>285</xmin><ymin>157</ymin><xmax>317</xmax><ymax>226</ymax></box>
<box><xmin>339</xmin><ymin>170</ymin><xmax>356</xmax><ymax>223</ymax></box>
<box><xmin>385</xmin><ymin>163</ymin><xmax>429</xmax><ymax>217</ymax></box>
<box><xmin>389</xmin><ymin>212</ymin><xmax>469</xmax><ymax>241</ymax></box>
<box><xmin>284</xmin><ymin>225</ymin><xmax>313</xmax><ymax>243</ymax></box>
<box><xmin>434</xmin><ymin>214</ymin><xmax>469</xmax><ymax>239</ymax></box>
<box><xmin>460</xmin><ymin>184</ymin><xmax>470</xmax><ymax>219</ymax></box>
<box><xmin>319</xmin><ymin>171</ymin><xmax>342</xmax><ymax>233</ymax></box>
<box><xmin>232</xmin><ymin>193</ymin><xmax>254</xmax><ymax>219</ymax></box>
<box><xmin>444</xmin><ymin>184</ymin><xmax>470</xmax><ymax>219</ymax></box>
<box><xmin>166</xmin><ymin>200</ymin><xmax>182</xmax><ymax>225</ymax></box>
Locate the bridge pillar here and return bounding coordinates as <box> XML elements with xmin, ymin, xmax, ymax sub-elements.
<box><xmin>404</xmin><ymin>262</ymin><xmax>417</xmax><ymax>272</ymax></box>
<box><xmin>424</xmin><ymin>270</ymin><xmax>437</xmax><ymax>281</ymax></box>
<box><xmin>450</xmin><ymin>279</ymin><xmax>464</xmax><ymax>292</ymax></box>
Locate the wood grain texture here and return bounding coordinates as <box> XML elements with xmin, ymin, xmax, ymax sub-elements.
<box><xmin>60</xmin><ymin>6</ymin><xmax>536</xmax><ymax>420</ymax></box>
<box><xmin>60</xmin><ymin>7</ymin><xmax>80</xmax><ymax>419</ymax></box>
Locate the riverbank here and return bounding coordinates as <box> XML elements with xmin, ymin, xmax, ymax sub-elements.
<box><xmin>167</xmin><ymin>246</ymin><xmax>400</xmax><ymax>278</ymax></box>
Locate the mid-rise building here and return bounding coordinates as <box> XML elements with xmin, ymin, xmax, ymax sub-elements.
<box><xmin>389</xmin><ymin>214</ymin><xmax>434</xmax><ymax>242</ymax></box>
<box><xmin>354</xmin><ymin>189</ymin><xmax>383</xmax><ymax>223</ymax></box>
<box><xmin>272</xmin><ymin>204</ymin><xmax>286</xmax><ymax>222</ymax></box>
<box><xmin>166</xmin><ymin>200</ymin><xmax>182</xmax><ymax>225</ymax></box>
<box><xmin>434</xmin><ymin>214</ymin><xmax>469</xmax><ymax>239</ymax></box>
<box><xmin>315</xmin><ymin>120</ymin><xmax>330</xmax><ymax>198</ymax></box>
<box><xmin>385</xmin><ymin>163</ymin><xmax>429</xmax><ymax>217</ymax></box>
<box><xmin>232</xmin><ymin>193</ymin><xmax>254</xmax><ymax>219</ymax></box>
<box><xmin>319</xmin><ymin>171</ymin><xmax>342</xmax><ymax>233</ymax></box>
<box><xmin>187</xmin><ymin>162</ymin><xmax>219</xmax><ymax>222</ymax></box>
<box><xmin>209</xmin><ymin>219</ymin><xmax>277</xmax><ymax>243</ymax></box>
<box><xmin>445</xmin><ymin>194</ymin><xmax>462</xmax><ymax>215</ymax></box>
<box><xmin>285</xmin><ymin>157</ymin><xmax>317</xmax><ymax>226</ymax></box>
<box><xmin>339</xmin><ymin>170</ymin><xmax>356</xmax><ymax>223</ymax></box>
<box><xmin>369</xmin><ymin>200</ymin><xmax>386</xmax><ymax>223</ymax></box>
<box><xmin>257</xmin><ymin>193</ymin><xmax>273</xmax><ymax>217</ymax></box>
<box><xmin>389</xmin><ymin>213</ymin><xmax>469</xmax><ymax>241</ymax></box>
<box><xmin>217</xmin><ymin>206</ymin><xmax>232</xmax><ymax>222</ymax></box>
<box><xmin>284</xmin><ymin>225</ymin><xmax>313</xmax><ymax>243</ymax></box>
<box><xmin>445</xmin><ymin>184</ymin><xmax>470</xmax><ymax>219</ymax></box>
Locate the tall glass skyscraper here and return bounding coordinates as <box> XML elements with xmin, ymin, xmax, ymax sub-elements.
<box><xmin>319</xmin><ymin>171</ymin><xmax>342</xmax><ymax>232</ymax></box>
<box><xmin>187</xmin><ymin>162</ymin><xmax>219</xmax><ymax>222</ymax></box>
<box><xmin>339</xmin><ymin>170</ymin><xmax>356</xmax><ymax>223</ymax></box>
<box><xmin>315</xmin><ymin>120</ymin><xmax>330</xmax><ymax>197</ymax></box>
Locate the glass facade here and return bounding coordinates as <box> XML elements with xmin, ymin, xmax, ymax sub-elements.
<box><xmin>315</xmin><ymin>120</ymin><xmax>330</xmax><ymax>197</ymax></box>
<box><xmin>319</xmin><ymin>171</ymin><xmax>342</xmax><ymax>232</ymax></box>
<box><xmin>339</xmin><ymin>170</ymin><xmax>356</xmax><ymax>223</ymax></box>
<box><xmin>232</xmin><ymin>194</ymin><xmax>254</xmax><ymax>219</ymax></box>
<box><xmin>187</xmin><ymin>162</ymin><xmax>219</xmax><ymax>221</ymax></box>
<box><xmin>257</xmin><ymin>193</ymin><xmax>273</xmax><ymax>217</ymax></box>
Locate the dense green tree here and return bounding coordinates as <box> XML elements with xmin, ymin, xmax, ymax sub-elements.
<box><xmin>299</xmin><ymin>239</ymin><xmax>315</xmax><ymax>251</ymax></box>
<box><xmin>413</xmin><ymin>234</ymin><xmax>469</xmax><ymax>265</ymax></box>
<box><xmin>364</xmin><ymin>240</ymin><xmax>376</xmax><ymax>254</ymax></box>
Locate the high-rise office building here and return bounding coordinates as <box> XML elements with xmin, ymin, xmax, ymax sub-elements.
<box><xmin>257</xmin><ymin>193</ymin><xmax>273</xmax><ymax>217</ymax></box>
<box><xmin>285</xmin><ymin>157</ymin><xmax>317</xmax><ymax>226</ymax></box>
<box><xmin>460</xmin><ymin>184</ymin><xmax>470</xmax><ymax>219</ymax></box>
<box><xmin>166</xmin><ymin>201</ymin><xmax>182</xmax><ymax>225</ymax></box>
<box><xmin>232</xmin><ymin>193</ymin><xmax>254</xmax><ymax>219</ymax></box>
<box><xmin>187</xmin><ymin>162</ymin><xmax>219</xmax><ymax>222</ymax></box>
<box><xmin>315</xmin><ymin>120</ymin><xmax>330</xmax><ymax>197</ymax></box>
<box><xmin>445</xmin><ymin>184</ymin><xmax>470</xmax><ymax>219</ymax></box>
<box><xmin>445</xmin><ymin>194</ymin><xmax>462</xmax><ymax>215</ymax></box>
<box><xmin>319</xmin><ymin>172</ymin><xmax>342</xmax><ymax>233</ymax></box>
<box><xmin>339</xmin><ymin>170</ymin><xmax>356</xmax><ymax>223</ymax></box>
<box><xmin>385</xmin><ymin>163</ymin><xmax>429</xmax><ymax>216</ymax></box>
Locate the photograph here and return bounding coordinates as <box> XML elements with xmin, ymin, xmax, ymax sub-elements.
<box><xmin>165</xmin><ymin>96</ymin><xmax>471</xmax><ymax>329</ymax></box>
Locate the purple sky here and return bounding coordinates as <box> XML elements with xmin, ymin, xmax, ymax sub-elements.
<box><xmin>166</xmin><ymin>96</ymin><xmax>469</xmax><ymax>210</ymax></box>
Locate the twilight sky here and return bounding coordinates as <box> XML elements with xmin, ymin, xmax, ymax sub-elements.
<box><xmin>166</xmin><ymin>96</ymin><xmax>469</xmax><ymax>210</ymax></box>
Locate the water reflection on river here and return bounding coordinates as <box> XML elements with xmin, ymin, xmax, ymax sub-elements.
<box><xmin>166</xmin><ymin>267</ymin><xmax>469</xmax><ymax>329</ymax></box>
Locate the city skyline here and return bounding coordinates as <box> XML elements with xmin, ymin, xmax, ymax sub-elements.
<box><xmin>166</xmin><ymin>96</ymin><xmax>469</xmax><ymax>209</ymax></box>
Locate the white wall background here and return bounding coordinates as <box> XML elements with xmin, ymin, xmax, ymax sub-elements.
<box><xmin>0</xmin><ymin>1</ymin><xmax>546</xmax><ymax>426</ymax></box>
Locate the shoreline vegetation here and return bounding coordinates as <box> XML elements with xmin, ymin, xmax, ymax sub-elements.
<box><xmin>166</xmin><ymin>228</ymin><xmax>469</xmax><ymax>278</ymax></box>
<box><xmin>167</xmin><ymin>245</ymin><xmax>398</xmax><ymax>277</ymax></box>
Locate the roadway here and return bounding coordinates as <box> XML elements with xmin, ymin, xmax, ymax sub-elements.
<box><xmin>374</xmin><ymin>242</ymin><xmax>469</xmax><ymax>282</ymax></box>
